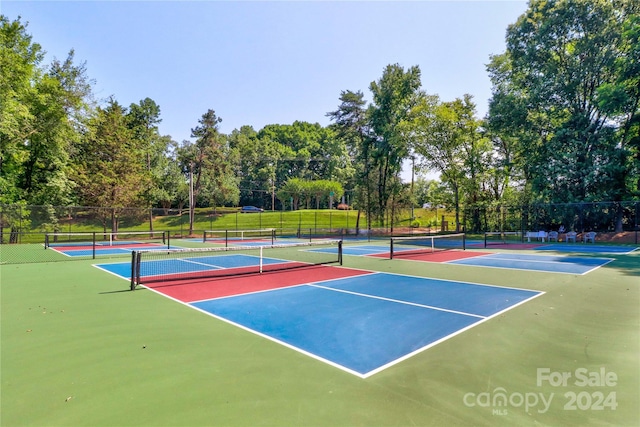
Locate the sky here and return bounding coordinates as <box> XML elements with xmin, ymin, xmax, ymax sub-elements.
<box><xmin>2</xmin><ymin>0</ymin><xmax>529</xmax><ymax>180</ymax></box>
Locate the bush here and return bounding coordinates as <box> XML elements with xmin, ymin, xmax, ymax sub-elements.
<box><xmin>410</xmin><ymin>219</ymin><xmax>421</xmax><ymax>228</ymax></box>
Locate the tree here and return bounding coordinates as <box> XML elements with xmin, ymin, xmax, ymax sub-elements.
<box><xmin>257</xmin><ymin>121</ymin><xmax>350</xmax><ymax>183</ymax></box>
<box><xmin>74</xmin><ymin>98</ymin><xmax>148</xmax><ymax>231</ymax></box>
<box><xmin>150</xmin><ymin>136</ymin><xmax>186</xmax><ymax>214</ymax></box>
<box><xmin>489</xmin><ymin>0</ymin><xmax>639</xmax><ymax>218</ymax></box>
<box><xmin>368</xmin><ymin>64</ymin><xmax>423</xmax><ymax>228</ymax></box>
<box><xmin>276</xmin><ymin>178</ymin><xmax>305</xmax><ymax>211</ymax></box>
<box><xmin>228</xmin><ymin>126</ymin><xmax>280</xmax><ymax>209</ymax></box>
<box><xmin>0</xmin><ymin>16</ymin><xmax>43</xmax><ymax>205</ymax></box>
<box><xmin>413</xmin><ymin>95</ymin><xmax>488</xmax><ymax>231</ymax></box>
<box><xmin>327</xmin><ymin>90</ymin><xmax>371</xmax><ymax>230</ymax></box>
<box><xmin>23</xmin><ymin>50</ymin><xmax>93</xmax><ymax>208</ymax></box>
<box><xmin>0</xmin><ymin>18</ymin><xmax>94</xmax><ymax>209</ymax></box>
<box><xmin>179</xmin><ymin>109</ymin><xmax>238</xmax><ymax>234</ymax></box>
<box><xmin>127</xmin><ymin>97</ymin><xmax>166</xmax><ymax>229</ymax></box>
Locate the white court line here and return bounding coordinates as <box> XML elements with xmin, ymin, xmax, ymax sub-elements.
<box><xmin>447</xmin><ymin>253</ymin><xmax>615</xmax><ymax>275</ymax></box>
<box><xmin>480</xmin><ymin>253</ymin><xmax>615</xmax><ymax>264</ymax></box>
<box><xmin>308</xmin><ymin>283</ymin><xmax>486</xmax><ymax>319</ymax></box>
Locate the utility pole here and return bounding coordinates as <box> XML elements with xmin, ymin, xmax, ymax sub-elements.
<box><xmin>411</xmin><ymin>155</ymin><xmax>415</xmax><ymax>221</ymax></box>
<box><xmin>189</xmin><ymin>162</ymin><xmax>194</xmax><ymax>235</ymax></box>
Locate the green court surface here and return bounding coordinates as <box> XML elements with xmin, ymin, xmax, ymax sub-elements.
<box><xmin>1</xmin><ymin>242</ymin><xmax>639</xmax><ymax>426</ymax></box>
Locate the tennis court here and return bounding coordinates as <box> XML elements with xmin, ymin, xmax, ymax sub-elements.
<box><xmin>3</xmin><ymin>232</ymin><xmax>639</xmax><ymax>426</ymax></box>
<box><xmin>44</xmin><ymin>231</ymin><xmax>177</xmax><ymax>257</ymax></box>
<box><xmin>534</xmin><ymin>243</ymin><xmax>638</xmax><ymax>254</ymax></box>
<box><xmin>96</xmin><ymin>242</ymin><xmax>543</xmax><ymax>378</ymax></box>
<box><xmin>447</xmin><ymin>253</ymin><xmax>613</xmax><ymax>274</ymax></box>
<box><xmin>192</xmin><ymin>274</ymin><xmax>542</xmax><ymax>377</ymax></box>
<box><xmin>318</xmin><ymin>234</ymin><xmax>613</xmax><ymax>274</ymax></box>
<box><xmin>49</xmin><ymin>242</ymin><xmax>182</xmax><ymax>257</ymax></box>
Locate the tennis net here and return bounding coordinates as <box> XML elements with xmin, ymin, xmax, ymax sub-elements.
<box><xmin>389</xmin><ymin>233</ymin><xmax>466</xmax><ymax>259</ymax></box>
<box><xmin>130</xmin><ymin>239</ymin><xmax>343</xmax><ymax>290</ymax></box>
<box><xmin>203</xmin><ymin>228</ymin><xmax>276</xmax><ymax>246</ymax></box>
<box><xmin>45</xmin><ymin>231</ymin><xmax>168</xmax><ymax>248</ymax></box>
<box><xmin>483</xmin><ymin>231</ymin><xmax>522</xmax><ymax>248</ymax></box>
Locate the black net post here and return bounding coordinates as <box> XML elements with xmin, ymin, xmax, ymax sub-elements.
<box><xmin>130</xmin><ymin>251</ymin><xmax>142</xmax><ymax>290</ymax></box>
<box><xmin>92</xmin><ymin>232</ymin><xmax>96</xmax><ymax>259</ymax></box>
<box><xmin>130</xmin><ymin>251</ymin><xmax>137</xmax><ymax>290</ymax></box>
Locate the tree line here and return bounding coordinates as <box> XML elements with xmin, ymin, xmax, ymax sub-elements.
<box><xmin>1</xmin><ymin>0</ymin><xmax>638</xmax><ymax>232</ymax></box>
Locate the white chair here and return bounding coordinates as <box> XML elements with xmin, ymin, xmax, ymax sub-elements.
<box><xmin>566</xmin><ymin>231</ymin><xmax>577</xmax><ymax>243</ymax></box>
<box><xmin>548</xmin><ymin>231</ymin><xmax>558</xmax><ymax>242</ymax></box>
<box><xmin>583</xmin><ymin>232</ymin><xmax>596</xmax><ymax>243</ymax></box>
<box><xmin>537</xmin><ymin>231</ymin><xmax>548</xmax><ymax>242</ymax></box>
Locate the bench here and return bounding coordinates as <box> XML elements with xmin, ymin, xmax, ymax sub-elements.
<box><xmin>525</xmin><ymin>231</ymin><xmax>548</xmax><ymax>242</ymax></box>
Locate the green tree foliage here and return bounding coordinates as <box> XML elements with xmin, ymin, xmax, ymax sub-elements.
<box><xmin>488</xmin><ymin>0</ymin><xmax>639</xmax><ymax>209</ymax></box>
<box><xmin>228</xmin><ymin>125</ymin><xmax>280</xmax><ymax>209</ymax></box>
<box><xmin>179</xmin><ymin>109</ymin><xmax>239</xmax><ymax>232</ymax></box>
<box><xmin>276</xmin><ymin>178</ymin><xmax>343</xmax><ymax>210</ymax></box>
<box><xmin>0</xmin><ymin>16</ymin><xmax>42</xmax><ymax>204</ymax></box>
<box><xmin>153</xmin><ymin>137</ymin><xmax>187</xmax><ymax>213</ymax></box>
<box><xmin>24</xmin><ymin>51</ymin><xmax>93</xmax><ymax>207</ymax></box>
<box><xmin>327</xmin><ymin>90</ymin><xmax>372</xmax><ymax>227</ymax></box>
<box><xmin>75</xmin><ymin>99</ymin><xmax>149</xmax><ymax>231</ymax></box>
<box><xmin>1</xmin><ymin>18</ymin><xmax>93</xmax><ymax>210</ymax></box>
<box><xmin>6</xmin><ymin>7</ymin><xmax>637</xmax><ymax>235</ymax></box>
<box><xmin>413</xmin><ymin>95</ymin><xmax>490</xmax><ymax>231</ymax></box>
<box><xmin>257</xmin><ymin>121</ymin><xmax>350</xmax><ymax>183</ymax></box>
<box><xmin>368</xmin><ymin>64</ymin><xmax>423</xmax><ymax>226</ymax></box>
<box><xmin>126</xmin><ymin>98</ymin><xmax>167</xmax><ymax>229</ymax></box>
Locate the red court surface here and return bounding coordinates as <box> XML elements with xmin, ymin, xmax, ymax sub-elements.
<box><xmin>369</xmin><ymin>250</ymin><xmax>493</xmax><ymax>263</ymax></box>
<box><xmin>144</xmin><ymin>265</ymin><xmax>372</xmax><ymax>303</ymax></box>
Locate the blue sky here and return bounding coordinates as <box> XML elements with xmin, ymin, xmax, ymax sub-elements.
<box><xmin>2</xmin><ymin>0</ymin><xmax>528</xmax><ymax>178</ymax></box>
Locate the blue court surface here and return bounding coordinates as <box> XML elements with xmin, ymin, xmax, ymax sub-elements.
<box><xmin>534</xmin><ymin>244</ymin><xmax>638</xmax><ymax>254</ymax></box>
<box><xmin>448</xmin><ymin>253</ymin><xmax>613</xmax><ymax>274</ymax></box>
<box><xmin>56</xmin><ymin>244</ymin><xmax>183</xmax><ymax>257</ymax></box>
<box><xmin>95</xmin><ymin>253</ymin><xmax>288</xmax><ymax>279</ymax></box>
<box><xmin>191</xmin><ymin>273</ymin><xmax>543</xmax><ymax>377</ymax></box>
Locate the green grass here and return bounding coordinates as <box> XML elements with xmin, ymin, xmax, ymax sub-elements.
<box><xmin>1</xmin><ymin>243</ymin><xmax>638</xmax><ymax>426</ymax></box>
<box><xmin>5</xmin><ymin>207</ymin><xmax>460</xmax><ymax>238</ymax></box>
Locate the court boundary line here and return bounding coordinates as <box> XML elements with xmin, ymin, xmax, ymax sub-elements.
<box><xmin>188</xmin><ymin>301</ymin><xmax>367</xmax><ymax>377</ymax></box>
<box><xmin>92</xmin><ymin>262</ymin><xmax>546</xmax><ymax>378</ymax></box>
<box><xmin>309</xmin><ymin>281</ymin><xmax>486</xmax><ymax>319</ymax></box>
<box><xmin>187</xmin><ymin>275</ymin><xmax>545</xmax><ymax>378</ymax></box>
<box><xmin>93</xmin><ymin>263</ymin><xmax>133</xmax><ymax>280</ymax></box>
<box><xmin>445</xmin><ymin>253</ymin><xmax>615</xmax><ymax>275</ymax></box>
<box><xmin>535</xmin><ymin>244</ymin><xmax>639</xmax><ymax>255</ymax></box>
<box><xmin>187</xmin><ymin>271</ymin><xmax>378</xmax><ymax>304</ymax></box>
<box><xmin>363</xmin><ymin>289</ymin><xmax>545</xmax><ymax>378</ymax></box>
<box><xmin>335</xmin><ymin>265</ymin><xmax>545</xmax><ymax>295</ymax></box>
<box><xmin>472</xmin><ymin>253</ymin><xmax>616</xmax><ymax>264</ymax></box>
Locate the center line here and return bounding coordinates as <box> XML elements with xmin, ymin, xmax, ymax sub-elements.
<box><xmin>309</xmin><ymin>284</ymin><xmax>486</xmax><ymax>319</ymax></box>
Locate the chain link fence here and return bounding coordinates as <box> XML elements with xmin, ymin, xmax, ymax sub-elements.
<box><xmin>2</xmin><ymin>202</ymin><xmax>638</xmax><ymax>264</ymax></box>
<box><xmin>462</xmin><ymin>201</ymin><xmax>639</xmax><ymax>243</ymax></box>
